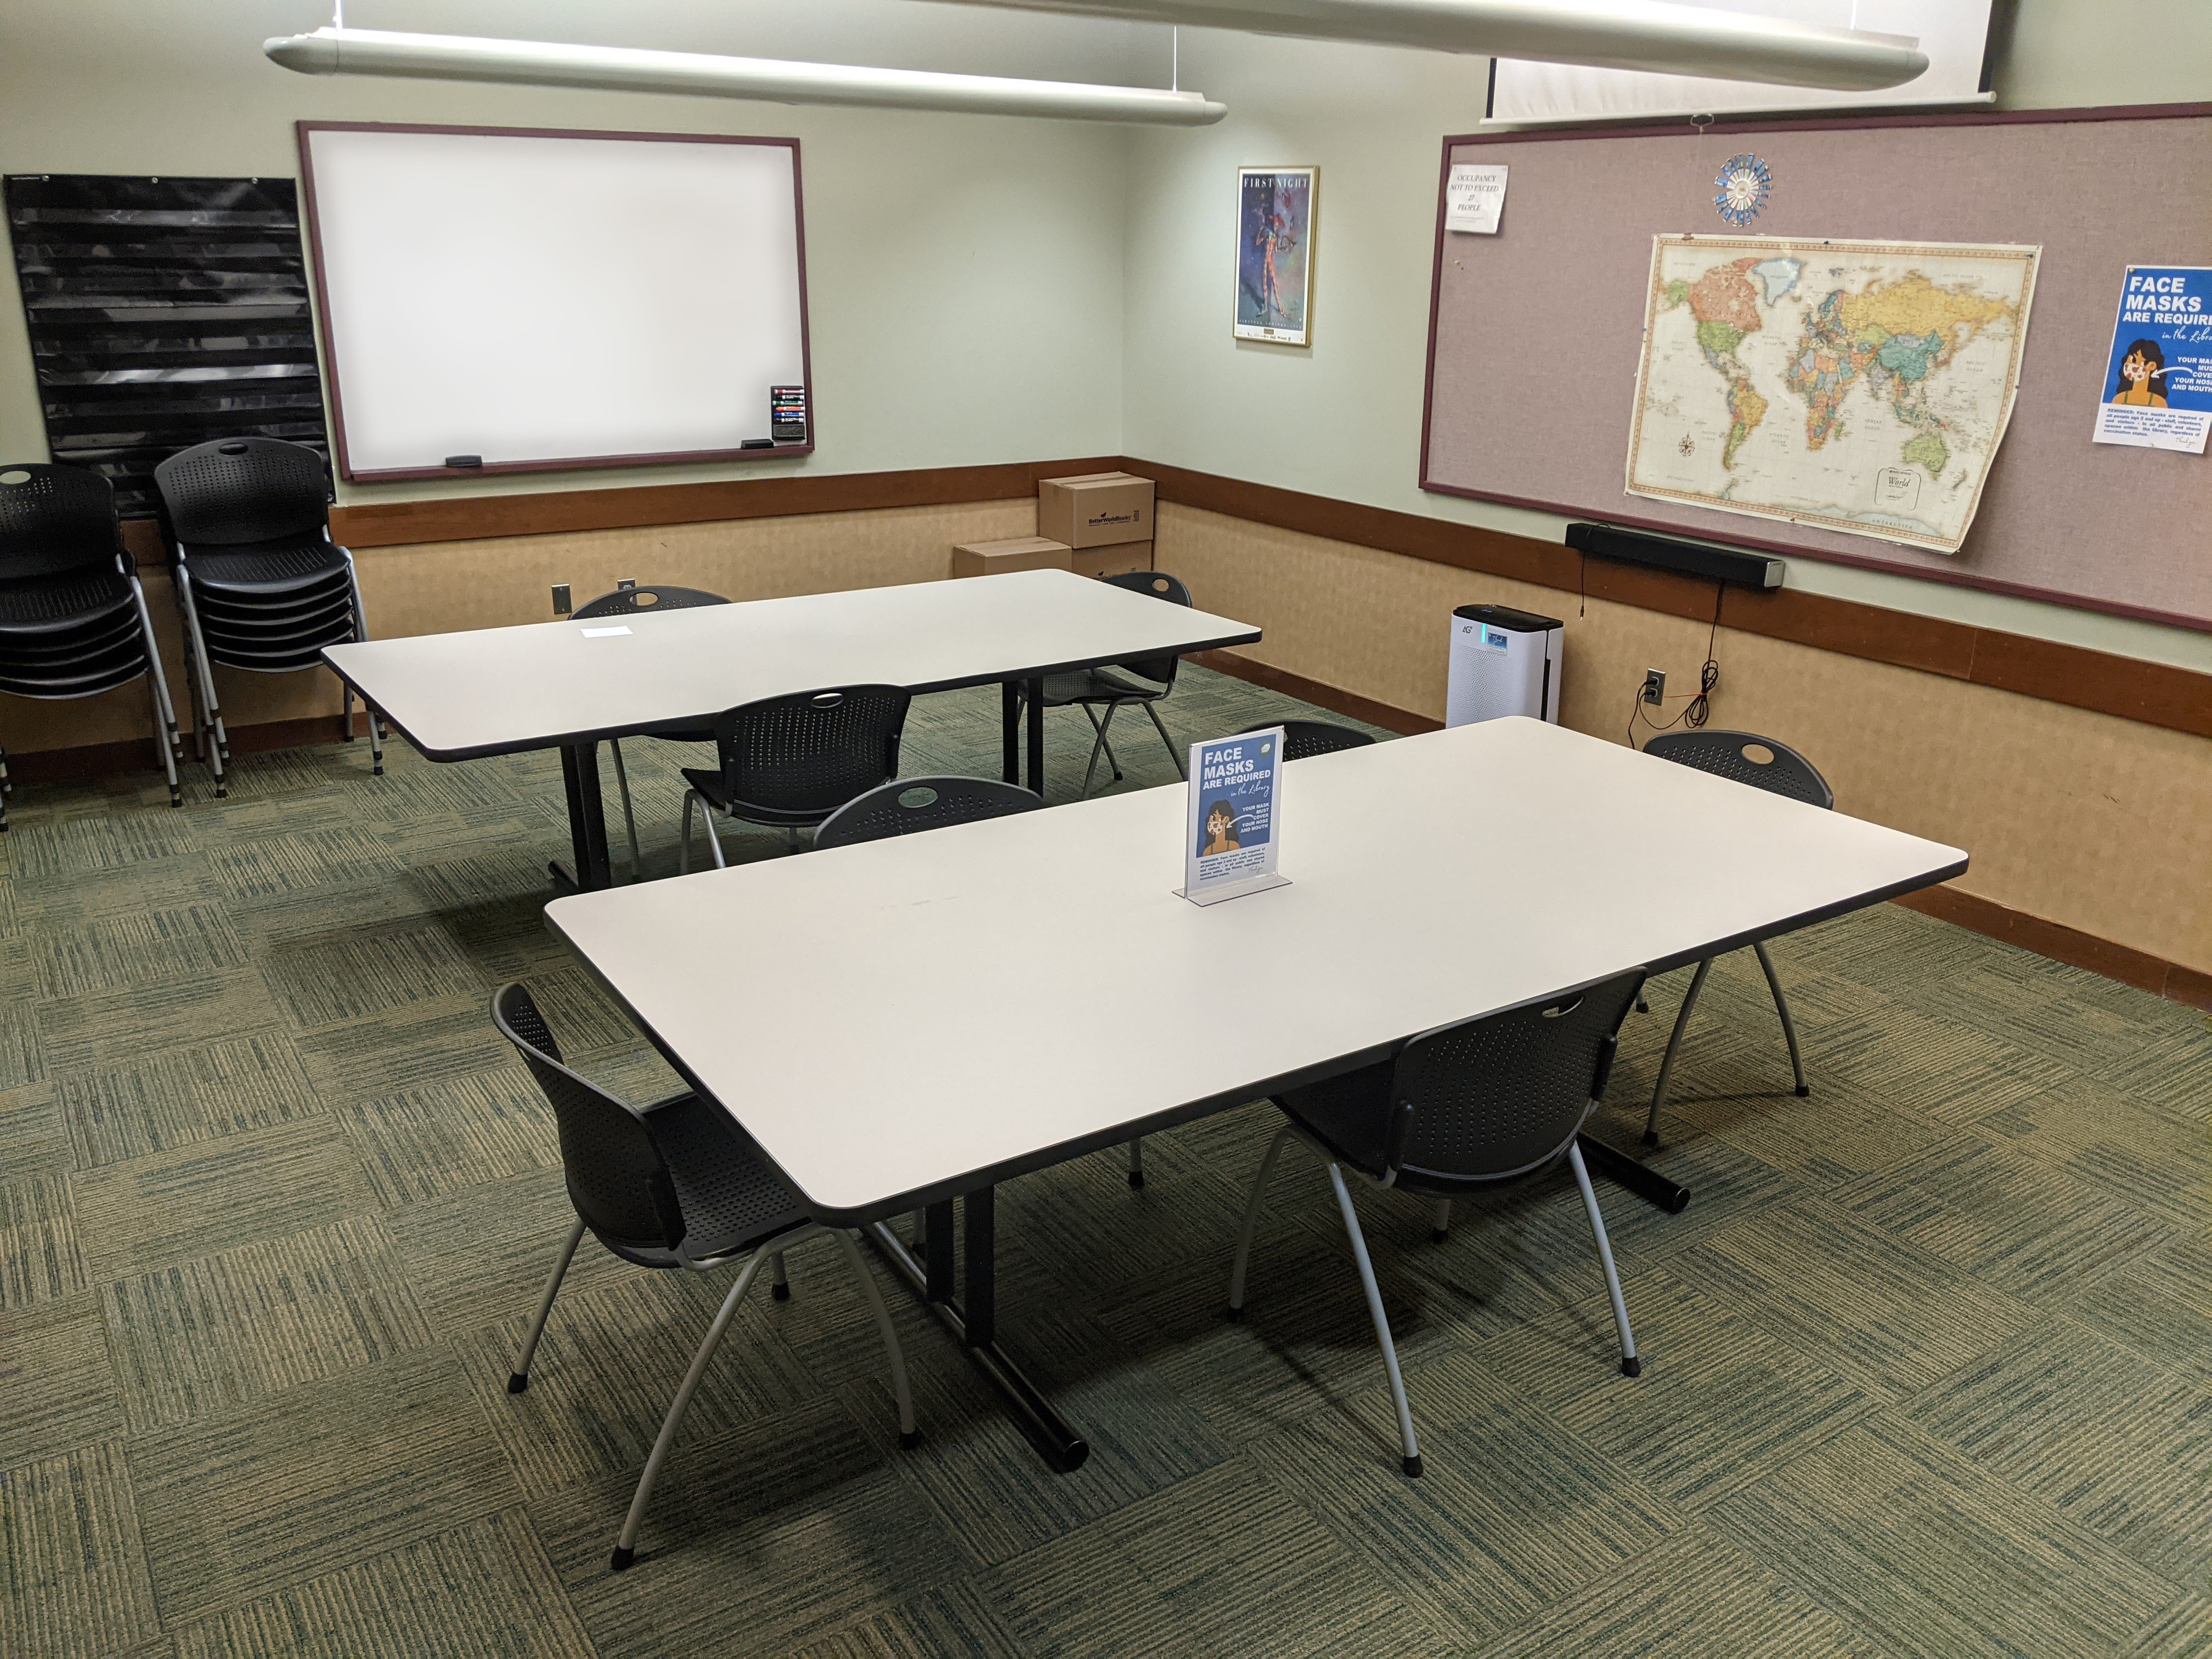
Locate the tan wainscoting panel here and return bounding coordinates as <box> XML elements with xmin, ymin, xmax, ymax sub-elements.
<box><xmin>1158</xmin><ymin>503</ymin><xmax>2212</xmax><ymax>979</ymax></box>
<box><xmin>3</xmin><ymin>499</ymin><xmax>1033</xmax><ymax>759</ymax></box>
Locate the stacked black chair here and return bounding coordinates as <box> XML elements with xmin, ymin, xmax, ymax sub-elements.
<box><xmin>569</xmin><ymin>583</ymin><xmax>732</xmax><ymax>877</ymax></box>
<box><xmin>1020</xmin><ymin>570</ymin><xmax>1194</xmax><ymax>797</ymax></box>
<box><xmin>492</xmin><ymin>983</ymin><xmax>917</xmax><ymax>1572</ymax></box>
<box><xmin>0</xmin><ymin>464</ymin><xmax>185</xmax><ymax>827</ymax></box>
<box><xmin>678</xmin><ymin>685</ymin><xmax>912</xmax><ymax>871</ymax></box>
<box><xmin>1237</xmin><ymin>718</ymin><xmax>1377</xmax><ymax>761</ymax></box>
<box><xmin>152</xmin><ymin>438</ymin><xmax>381</xmax><ymax>795</ymax></box>
<box><xmin>1638</xmin><ymin>730</ymin><xmax>1831</xmax><ymax>1147</ymax></box>
<box><xmin>813</xmin><ymin>774</ymin><xmax>1043</xmax><ymax>851</ymax></box>
<box><xmin>1227</xmin><ymin>969</ymin><xmax>1649</xmax><ymax>1477</ymax></box>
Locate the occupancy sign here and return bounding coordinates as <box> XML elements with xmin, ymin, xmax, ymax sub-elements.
<box><xmin>2092</xmin><ymin>266</ymin><xmax>2210</xmax><ymax>454</ymax></box>
<box><xmin>1180</xmin><ymin>727</ymin><xmax>1288</xmax><ymax>906</ymax></box>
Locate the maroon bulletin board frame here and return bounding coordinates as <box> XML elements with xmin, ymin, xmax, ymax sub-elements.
<box><xmin>1417</xmin><ymin>101</ymin><xmax>2212</xmax><ymax>633</ymax></box>
<box><xmin>296</xmin><ymin>121</ymin><xmax>815</xmax><ymax>484</ymax></box>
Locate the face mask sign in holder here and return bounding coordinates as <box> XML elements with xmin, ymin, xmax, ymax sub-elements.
<box><xmin>1178</xmin><ymin>727</ymin><xmax>1290</xmax><ymax>906</ymax></box>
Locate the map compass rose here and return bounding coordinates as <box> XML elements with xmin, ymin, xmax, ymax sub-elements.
<box><xmin>1713</xmin><ymin>154</ymin><xmax>1771</xmax><ymax>226</ymax></box>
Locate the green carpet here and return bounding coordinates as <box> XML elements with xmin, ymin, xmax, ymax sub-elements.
<box><xmin>1</xmin><ymin>666</ymin><xmax>2205</xmax><ymax>1657</ymax></box>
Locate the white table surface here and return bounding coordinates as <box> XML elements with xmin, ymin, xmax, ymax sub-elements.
<box><xmin>324</xmin><ymin>568</ymin><xmax>1261</xmax><ymax>759</ymax></box>
<box><xmin>545</xmin><ymin>718</ymin><xmax>1967</xmax><ymax>1221</ymax></box>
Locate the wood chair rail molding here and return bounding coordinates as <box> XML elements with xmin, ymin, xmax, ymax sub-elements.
<box><xmin>112</xmin><ymin>453</ymin><xmax>2211</xmax><ymax>741</ymax></box>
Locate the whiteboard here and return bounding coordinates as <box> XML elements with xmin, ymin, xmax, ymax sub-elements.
<box><xmin>298</xmin><ymin>124</ymin><xmax>810</xmax><ymax>481</ymax></box>
<box><xmin>1487</xmin><ymin>0</ymin><xmax>1994</xmax><ymax>125</ymax></box>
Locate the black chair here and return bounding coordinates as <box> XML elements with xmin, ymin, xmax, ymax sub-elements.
<box><xmin>0</xmin><ymin>464</ymin><xmax>185</xmax><ymax>827</ymax></box>
<box><xmin>493</xmin><ymin>982</ymin><xmax>917</xmax><ymax>1572</ymax></box>
<box><xmin>813</xmin><ymin>774</ymin><xmax>1045</xmax><ymax>852</ymax></box>
<box><xmin>1022</xmin><ymin>570</ymin><xmax>1193</xmax><ymax>797</ymax></box>
<box><xmin>1639</xmin><ymin>730</ymin><xmax>1831</xmax><ymax>1147</ymax></box>
<box><xmin>1237</xmin><ymin>718</ymin><xmax>1377</xmax><ymax>761</ymax></box>
<box><xmin>678</xmin><ymin>685</ymin><xmax>912</xmax><ymax>871</ymax></box>
<box><xmin>153</xmin><ymin>437</ymin><xmax>382</xmax><ymax>795</ymax></box>
<box><xmin>1227</xmin><ymin>969</ymin><xmax>1648</xmax><ymax>1477</ymax></box>
<box><xmin>569</xmin><ymin>583</ymin><xmax>732</xmax><ymax>877</ymax></box>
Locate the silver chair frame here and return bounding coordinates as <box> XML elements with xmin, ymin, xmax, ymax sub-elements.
<box><xmin>507</xmin><ymin>1218</ymin><xmax>917</xmax><ymax>1572</ymax></box>
<box><xmin>1227</xmin><ymin>1115</ymin><xmax>1639</xmax><ymax>1479</ymax></box>
<box><xmin>1643</xmin><ymin>940</ymin><xmax>1807</xmax><ymax>1147</ymax></box>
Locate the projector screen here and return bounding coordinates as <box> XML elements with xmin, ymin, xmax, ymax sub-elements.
<box><xmin>1487</xmin><ymin>0</ymin><xmax>1995</xmax><ymax>125</ymax></box>
<box><xmin>297</xmin><ymin>123</ymin><xmax>811</xmax><ymax>481</ymax></box>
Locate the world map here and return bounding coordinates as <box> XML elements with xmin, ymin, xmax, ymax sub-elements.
<box><xmin>1626</xmin><ymin>235</ymin><xmax>2039</xmax><ymax>554</ymax></box>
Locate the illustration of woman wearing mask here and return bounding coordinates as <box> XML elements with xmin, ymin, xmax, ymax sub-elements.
<box><xmin>1199</xmin><ymin>799</ymin><xmax>1240</xmax><ymax>857</ymax></box>
<box><xmin>2109</xmin><ymin>338</ymin><xmax>2169</xmax><ymax>409</ymax></box>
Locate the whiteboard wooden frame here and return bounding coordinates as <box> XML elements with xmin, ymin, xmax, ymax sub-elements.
<box><xmin>295</xmin><ymin>121</ymin><xmax>814</xmax><ymax>483</ymax></box>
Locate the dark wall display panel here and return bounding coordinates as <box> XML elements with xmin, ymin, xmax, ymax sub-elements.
<box><xmin>4</xmin><ymin>174</ymin><xmax>329</xmax><ymax>518</ymax></box>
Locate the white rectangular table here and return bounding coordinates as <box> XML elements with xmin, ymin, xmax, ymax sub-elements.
<box><xmin>323</xmin><ymin>569</ymin><xmax>1261</xmax><ymax>888</ymax></box>
<box><xmin>546</xmin><ymin>718</ymin><xmax>1967</xmax><ymax>1466</ymax></box>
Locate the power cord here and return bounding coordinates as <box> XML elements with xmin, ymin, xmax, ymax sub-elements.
<box><xmin>1627</xmin><ymin>580</ymin><xmax>1723</xmax><ymax>749</ymax></box>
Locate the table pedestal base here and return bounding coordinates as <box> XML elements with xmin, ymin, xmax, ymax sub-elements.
<box><xmin>866</xmin><ymin>1210</ymin><xmax>1088</xmax><ymax>1474</ymax></box>
<box><xmin>1577</xmin><ymin>1134</ymin><xmax>1690</xmax><ymax>1214</ymax></box>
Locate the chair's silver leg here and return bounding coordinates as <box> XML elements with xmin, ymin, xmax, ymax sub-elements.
<box><xmin>786</xmin><ymin>826</ymin><xmax>800</xmax><ymax>854</ymax></box>
<box><xmin>1143</xmin><ymin>701</ymin><xmax>1185</xmax><ymax>779</ymax></box>
<box><xmin>1327</xmin><ymin>1161</ymin><xmax>1423</xmax><ymax>1477</ymax></box>
<box><xmin>1079</xmin><ymin>702</ymin><xmax>1126</xmax><ymax>787</ymax></box>
<box><xmin>340</xmin><ymin>554</ymin><xmax>384</xmax><ymax>774</ymax></box>
<box><xmin>769</xmin><ymin>1250</ymin><xmax>789</xmax><ymax>1302</ymax></box>
<box><xmin>1566</xmin><ymin>1142</ymin><xmax>1640</xmax><ymax>1377</ymax></box>
<box><xmin>1752</xmin><ymin>941</ymin><xmax>1809</xmax><ymax>1097</ymax></box>
<box><xmin>1645</xmin><ymin>957</ymin><xmax>1712</xmax><ymax>1148</ymax></box>
<box><xmin>606</xmin><ymin>739</ymin><xmax>643</xmax><ymax>879</ymax></box>
<box><xmin>173</xmin><ymin>570</ymin><xmax>229</xmax><ymax>770</ymax></box>
<box><xmin>128</xmin><ymin>579</ymin><xmax>184</xmax><ymax>807</ymax></box>
<box><xmin>832</xmin><ymin>1229</ymin><xmax>919</xmax><ymax>1448</ymax></box>
<box><xmin>704</xmin><ymin>810</ymin><xmax>727</xmax><ymax>868</ymax></box>
<box><xmin>612</xmin><ymin>1247</ymin><xmax>769</xmax><ymax>1571</ymax></box>
<box><xmin>1429</xmin><ymin>1199</ymin><xmax>1452</xmax><ymax>1243</ymax></box>
<box><xmin>508</xmin><ymin>1217</ymin><xmax>588</xmax><ymax>1393</ymax></box>
<box><xmin>1227</xmin><ymin>1126</ymin><xmax>1291</xmax><ymax>1316</ymax></box>
<box><xmin>1081</xmin><ymin>703</ymin><xmax>1124</xmax><ymax>798</ymax></box>
<box><xmin>1126</xmin><ymin>1137</ymin><xmax>1146</xmax><ymax>1190</ymax></box>
<box><xmin>678</xmin><ymin>790</ymin><xmax>696</xmax><ymax>875</ymax></box>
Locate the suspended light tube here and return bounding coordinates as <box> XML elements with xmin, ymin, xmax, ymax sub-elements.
<box><xmin>262</xmin><ymin>27</ymin><xmax>1229</xmax><ymax>126</ymax></box>
<box><xmin>926</xmin><ymin>0</ymin><xmax>1928</xmax><ymax>91</ymax></box>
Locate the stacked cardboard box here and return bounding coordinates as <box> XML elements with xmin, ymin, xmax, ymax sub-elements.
<box><xmin>950</xmin><ymin>472</ymin><xmax>1158</xmax><ymax>580</ymax></box>
<box><xmin>1038</xmin><ymin>471</ymin><xmax>1154</xmax><ymax>579</ymax></box>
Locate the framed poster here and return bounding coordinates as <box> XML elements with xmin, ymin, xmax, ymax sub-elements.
<box><xmin>1235</xmin><ymin>167</ymin><xmax>1314</xmax><ymax>346</ymax></box>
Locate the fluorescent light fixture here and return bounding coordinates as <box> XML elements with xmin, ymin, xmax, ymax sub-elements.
<box><xmin>262</xmin><ymin>27</ymin><xmax>1228</xmax><ymax>125</ymax></box>
<box><xmin>934</xmin><ymin>0</ymin><xmax>1928</xmax><ymax>91</ymax></box>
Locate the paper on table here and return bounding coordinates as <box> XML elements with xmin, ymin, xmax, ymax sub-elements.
<box><xmin>1446</xmin><ymin>163</ymin><xmax>1508</xmax><ymax>234</ymax></box>
<box><xmin>580</xmin><ymin>626</ymin><xmax>632</xmax><ymax>637</ymax></box>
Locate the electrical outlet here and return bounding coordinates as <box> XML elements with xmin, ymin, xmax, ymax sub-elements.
<box><xmin>550</xmin><ymin>583</ymin><xmax>572</xmax><ymax>616</ymax></box>
<box><xmin>1641</xmin><ymin>668</ymin><xmax>1666</xmax><ymax>706</ymax></box>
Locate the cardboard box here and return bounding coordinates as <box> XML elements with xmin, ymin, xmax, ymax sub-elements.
<box><xmin>951</xmin><ymin>536</ymin><xmax>1072</xmax><ymax>578</ymax></box>
<box><xmin>1069</xmin><ymin>540</ymin><xmax>1153</xmax><ymax>580</ymax></box>
<box><xmin>1037</xmin><ymin>471</ymin><xmax>1154</xmax><ymax>549</ymax></box>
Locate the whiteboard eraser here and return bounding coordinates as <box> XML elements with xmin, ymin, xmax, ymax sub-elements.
<box><xmin>741</xmin><ymin>438</ymin><xmax>775</xmax><ymax>450</ymax></box>
<box><xmin>444</xmin><ymin>454</ymin><xmax>483</xmax><ymax>468</ymax></box>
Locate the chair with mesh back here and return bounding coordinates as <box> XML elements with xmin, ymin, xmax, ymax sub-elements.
<box><xmin>1238</xmin><ymin>719</ymin><xmax>1377</xmax><ymax>762</ymax></box>
<box><xmin>0</xmin><ymin>463</ymin><xmax>185</xmax><ymax>826</ymax></box>
<box><xmin>678</xmin><ymin>685</ymin><xmax>912</xmax><ymax>871</ymax></box>
<box><xmin>492</xmin><ymin>981</ymin><xmax>917</xmax><ymax>1572</ymax></box>
<box><xmin>568</xmin><ymin>583</ymin><xmax>732</xmax><ymax>877</ymax></box>
<box><xmin>153</xmin><ymin>437</ymin><xmax>382</xmax><ymax>795</ymax></box>
<box><xmin>1018</xmin><ymin>570</ymin><xmax>1194</xmax><ymax>797</ymax></box>
<box><xmin>813</xmin><ymin>774</ymin><xmax>1044</xmax><ymax>852</ymax></box>
<box><xmin>1227</xmin><ymin>968</ymin><xmax>1647</xmax><ymax>1477</ymax></box>
<box><xmin>1638</xmin><ymin>730</ymin><xmax>1832</xmax><ymax>1148</ymax></box>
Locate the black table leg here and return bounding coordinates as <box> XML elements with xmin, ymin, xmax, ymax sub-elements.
<box><xmin>924</xmin><ymin>1200</ymin><xmax>956</xmax><ymax>1301</ymax></box>
<box><xmin>1001</xmin><ymin>681</ymin><xmax>1020</xmax><ymax>787</ymax></box>
<box><xmin>1024</xmin><ymin>676</ymin><xmax>1046</xmax><ymax>797</ymax></box>
<box><xmin>1578</xmin><ymin>1134</ymin><xmax>1690</xmax><ymax>1214</ymax></box>
<box><xmin>550</xmin><ymin>741</ymin><xmax>613</xmax><ymax>892</ymax></box>
<box><xmin>866</xmin><ymin>1197</ymin><xmax>1088</xmax><ymax>1474</ymax></box>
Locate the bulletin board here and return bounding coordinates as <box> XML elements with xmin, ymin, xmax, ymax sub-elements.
<box><xmin>1419</xmin><ymin>104</ymin><xmax>2212</xmax><ymax>631</ymax></box>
